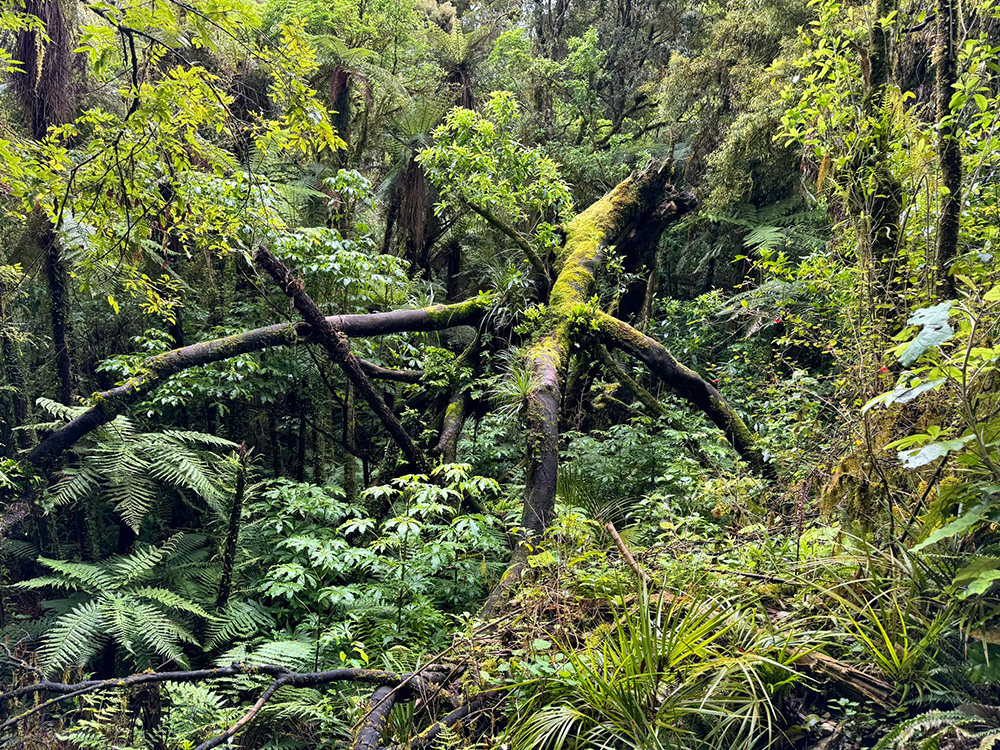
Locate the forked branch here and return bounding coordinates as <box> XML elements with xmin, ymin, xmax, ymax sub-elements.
<box><xmin>255</xmin><ymin>248</ymin><xmax>427</xmax><ymax>471</ymax></box>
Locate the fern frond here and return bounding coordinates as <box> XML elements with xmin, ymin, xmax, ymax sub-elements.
<box><xmin>108</xmin><ymin>533</ymin><xmax>185</xmax><ymax>585</ymax></box>
<box><xmin>875</xmin><ymin>710</ymin><xmax>978</xmax><ymax>750</ymax></box>
<box><xmin>35</xmin><ymin>558</ymin><xmax>116</xmax><ymax>591</ymax></box>
<box><xmin>0</xmin><ymin>539</ymin><xmax>37</xmax><ymax>559</ymax></box>
<box><xmin>216</xmin><ymin>639</ymin><xmax>316</xmax><ymax>671</ymax></box>
<box><xmin>207</xmin><ymin>600</ymin><xmax>275</xmax><ymax>648</ymax></box>
<box><xmin>39</xmin><ymin>599</ymin><xmax>107</xmax><ymax>674</ymax></box>
<box><xmin>160</xmin><ymin>429</ymin><xmax>237</xmax><ymax>450</ymax></box>
<box><xmin>17</xmin><ymin>574</ymin><xmax>92</xmax><ymax>591</ymax></box>
<box><xmin>132</xmin><ymin>586</ymin><xmax>214</xmax><ymax>620</ymax></box>
<box><xmin>104</xmin><ymin>598</ymin><xmax>195</xmax><ymax>663</ymax></box>
<box><xmin>49</xmin><ymin>465</ymin><xmax>103</xmax><ymax>508</ymax></box>
<box><xmin>34</xmin><ymin>397</ymin><xmax>89</xmax><ymax>422</ymax></box>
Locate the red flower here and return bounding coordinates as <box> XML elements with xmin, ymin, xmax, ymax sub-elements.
<box><xmin>879</xmin><ymin>366</ymin><xmax>889</xmax><ymax>373</ymax></box>
<box><xmin>774</xmin><ymin>317</ymin><xmax>782</xmax><ymax>323</ymax></box>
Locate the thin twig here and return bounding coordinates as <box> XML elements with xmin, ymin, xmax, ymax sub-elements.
<box><xmin>192</xmin><ymin>675</ymin><xmax>289</xmax><ymax>750</ymax></box>
<box><xmin>605</xmin><ymin>522</ymin><xmax>653</xmax><ymax>584</ymax></box>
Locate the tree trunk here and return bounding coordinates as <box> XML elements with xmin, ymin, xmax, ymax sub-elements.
<box><xmin>520</xmin><ymin>163</ymin><xmax>696</xmax><ymax>540</ymax></box>
<box><xmin>217</xmin><ymin>444</ymin><xmax>249</xmax><ymax>610</ymax></box>
<box><xmin>268</xmin><ymin>407</ymin><xmax>284</xmax><ymax>478</ymax></box>
<box><xmin>934</xmin><ymin>0</ymin><xmax>960</xmax><ymax>297</ymax></box>
<box><xmin>0</xmin><ymin>275</ymin><xmax>32</xmax><ymax>452</ymax></box>
<box><xmin>858</xmin><ymin>0</ymin><xmax>902</xmax><ymax>302</ymax></box>
<box><xmin>295</xmin><ymin>399</ymin><xmax>307</xmax><ymax>482</ymax></box>
<box><xmin>42</xmin><ymin>226</ymin><xmax>73</xmax><ymax>405</ymax></box>
<box><xmin>594</xmin><ymin>313</ymin><xmax>772</xmax><ymax>478</ymax></box>
<box><xmin>594</xmin><ymin>343</ymin><xmax>715</xmax><ymax>469</ymax></box>
<box><xmin>15</xmin><ymin>0</ymin><xmax>76</xmax><ymax>407</ymax></box>
<box><xmin>13</xmin><ymin>0</ymin><xmax>73</xmax><ymax>140</ymax></box>
<box><xmin>343</xmin><ymin>383</ymin><xmax>358</xmax><ymax>506</ymax></box>
<box><xmin>435</xmin><ymin>390</ymin><xmax>467</xmax><ymax>464</ymax></box>
<box><xmin>25</xmin><ymin>298</ymin><xmax>487</xmax><ymax>472</ymax></box>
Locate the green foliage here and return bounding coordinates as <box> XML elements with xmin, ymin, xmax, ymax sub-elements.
<box><xmin>509</xmin><ymin>584</ymin><xmax>804</xmax><ymax>750</ymax></box>
<box><xmin>240</xmin><ymin>465</ymin><xmax>506</xmax><ymax>656</ymax></box>
<box><xmin>37</xmin><ymin>399</ymin><xmax>235</xmax><ymax>530</ymax></box>
<box><xmin>18</xmin><ymin>534</ymin><xmax>213</xmax><ymax>675</ymax></box>
<box><xmin>419</xmin><ymin>91</ymin><xmax>574</xmax><ymax>264</ymax></box>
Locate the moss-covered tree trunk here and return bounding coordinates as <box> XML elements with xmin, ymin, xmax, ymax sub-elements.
<box><xmin>518</xmin><ymin>163</ymin><xmax>768</xmax><ymax>545</ymax></box>
<box><xmin>934</xmin><ymin>0</ymin><xmax>960</xmax><ymax>298</ymax></box>
<box><xmin>42</xmin><ymin>226</ymin><xmax>74</xmax><ymax>405</ymax></box>
<box><xmin>217</xmin><ymin>444</ymin><xmax>249</xmax><ymax>611</ymax></box>
<box><xmin>0</xmin><ymin>274</ymin><xmax>31</xmax><ymax>452</ymax></box>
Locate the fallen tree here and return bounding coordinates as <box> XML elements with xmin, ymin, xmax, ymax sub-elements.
<box><xmin>2</xmin><ymin>161</ymin><xmax>772</xmax><ymax>584</ymax></box>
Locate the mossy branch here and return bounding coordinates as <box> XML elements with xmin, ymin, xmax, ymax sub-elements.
<box><xmin>519</xmin><ymin>162</ymin><xmax>691</xmax><ymax>539</ymax></box>
<box><xmin>593</xmin><ymin>311</ymin><xmax>774</xmax><ymax>479</ymax></box>
<box><xmin>254</xmin><ymin>248</ymin><xmax>427</xmax><ymax>472</ymax></box>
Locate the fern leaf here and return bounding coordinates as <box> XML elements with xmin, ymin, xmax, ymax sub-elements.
<box><xmin>132</xmin><ymin>587</ymin><xmax>214</xmax><ymax>620</ymax></box>
<box><xmin>108</xmin><ymin>533</ymin><xmax>185</xmax><ymax>584</ymax></box>
<box><xmin>207</xmin><ymin>600</ymin><xmax>275</xmax><ymax>648</ymax></box>
<box><xmin>34</xmin><ymin>397</ymin><xmax>89</xmax><ymax>422</ymax></box>
<box><xmin>35</xmin><ymin>557</ymin><xmax>115</xmax><ymax>591</ymax></box>
<box><xmin>39</xmin><ymin>599</ymin><xmax>106</xmax><ymax>674</ymax></box>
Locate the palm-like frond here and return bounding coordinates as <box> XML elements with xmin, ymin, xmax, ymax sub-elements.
<box><xmin>424</xmin><ymin>23</ymin><xmax>491</xmax><ymax>67</ymax></box>
<box><xmin>27</xmin><ymin>535</ymin><xmax>214</xmax><ymax>675</ymax></box>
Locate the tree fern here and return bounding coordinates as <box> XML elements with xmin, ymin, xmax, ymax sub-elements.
<box><xmin>36</xmin><ymin>400</ymin><xmax>236</xmax><ymax>530</ymax></box>
<box><xmin>132</xmin><ymin>586</ymin><xmax>214</xmax><ymax>620</ymax></box>
<box><xmin>22</xmin><ymin>535</ymin><xmax>214</xmax><ymax>675</ymax></box>
<box><xmin>702</xmin><ymin>199</ymin><xmax>829</xmax><ymax>257</ymax></box>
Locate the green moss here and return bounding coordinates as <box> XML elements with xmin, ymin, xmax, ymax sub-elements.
<box><xmin>527</xmin><ymin>327</ymin><xmax>570</xmax><ymax>374</ymax></box>
<box><xmin>425</xmin><ymin>294</ymin><xmax>490</xmax><ymax>326</ymax></box>
<box><xmin>281</xmin><ymin>324</ymin><xmax>301</xmax><ymax>344</ymax></box>
<box><xmin>549</xmin><ymin>176</ymin><xmax>642</xmax><ymax>318</ymax></box>
<box><xmin>444</xmin><ymin>398</ymin><xmax>463</xmax><ymax>421</ymax></box>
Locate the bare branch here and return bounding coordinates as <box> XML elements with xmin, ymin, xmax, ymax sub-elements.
<box><xmin>0</xmin><ymin>663</ymin><xmax>451</xmax><ymax>733</ymax></box>
<box><xmin>254</xmin><ymin>248</ymin><xmax>427</xmax><ymax>470</ymax></box>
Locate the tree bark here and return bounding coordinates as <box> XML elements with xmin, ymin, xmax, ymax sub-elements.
<box><xmin>15</xmin><ymin>0</ymin><xmax>76</xmax><ymax>406</ymax></box>
<box><xmin>857</xmin><ymin>0</ymin><xmax>902</xmax><ymax>308</ymax></box>
<box><xmin>343</xmin><ymin>382</ymin><xmax>358</xmax><ymax>506</ymax></box>
<box><xmin>13</xmin><ymin>0</ymin><xmax>73</xmax><ymax>140</ymax></box>
<box><xmin>594</xmin><ymin>312</ymin><xmax>773</xmax><ymax>479</ymax></box>
<box><xmin>254</xmin><ymin>248</ymin><xmax>427</xmax><ymax>472</ymax></box>
<box><xmin>42</xmin><ymin>226</ymin><xmax>73</xmax><ymax>405</ymax></box>
<box><xmin>434</xmin><ymin>390</ymin><xmax>467</xmax><ymax>464</ymax></box>
<box><xmin>354</xmin><ymin>686</ymin><xmax>397</xmax><ymax>750</ymax></box>
<box><xmin>0</xmin><ymin>275</ymin><xmax>32</xmax><ymax>452</ymax></box>
<box><xmin>24</xmin><ymin>297</ymin><xmax>487</xmax><ymax>471</ymax></box>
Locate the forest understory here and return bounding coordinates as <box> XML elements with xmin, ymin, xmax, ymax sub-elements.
<box><xmin>1</xmin><ymin>0</ymin><xmax>1000</xmax><ymax>746</ymax></box>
